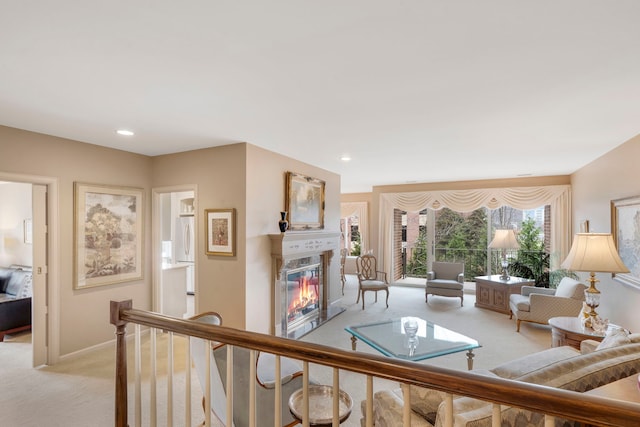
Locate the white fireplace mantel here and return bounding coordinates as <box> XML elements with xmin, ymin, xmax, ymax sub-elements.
<box><xmin>269</xmin><ymin>231</ymin><xmax>341</xmax><ymax>277</ymax></box>
<box><xmin>269</xmin><ymin>231</ymin><xmax>340</xmax><ymax>337</ymax></box>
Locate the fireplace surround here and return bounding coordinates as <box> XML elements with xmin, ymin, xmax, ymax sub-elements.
<box><xmin>269</xmin><ymin>231</ymin><xmax>342</xmax><ymax>338</ymax></box>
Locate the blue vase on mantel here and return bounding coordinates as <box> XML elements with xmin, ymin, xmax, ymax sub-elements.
<box><xmin>278</xmin><ymin>211</ymin><xmax>289</xmax><ymax>233</ymax></box>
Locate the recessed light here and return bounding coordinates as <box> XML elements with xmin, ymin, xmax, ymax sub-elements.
<box><xmin>340</xmin><ymin>155</ymin><xmax>351</xmax><ymax>162</ymax></box>
<box><xmin>116</xmin><ymin>129</ymin><xmax>135</xmax><ymax>136</ymax></box>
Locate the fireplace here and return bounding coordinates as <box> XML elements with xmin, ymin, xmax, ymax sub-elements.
<box><xmin>270</xmin><ymin>231</ymin><xmax>342</xmax><ymax>338</ymax></box>
<box><xmin>286</xmin><ymin>263</ymin><xmax>321</xmax><ymax>329</ymax></box>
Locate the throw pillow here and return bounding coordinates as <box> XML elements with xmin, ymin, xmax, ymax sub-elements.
<box><xmin>596</xmin><ymin>327</ymin><xmax>631</xmax><ymax>350</ymax></box>
<box><xmin>554</xmin><ymin>278</ymin><xmax>581</xmax><ymax>298</ymax></box>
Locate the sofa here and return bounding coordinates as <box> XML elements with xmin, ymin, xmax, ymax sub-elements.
<box><xmin>363</xmin><ymin>332</ymin><xmax>640</xmax><ymax>427</ymax></box>
<box><xmin>0</xmin><ymin>266</ymin><xmax>33</xmax><ymax>341</ymax></box>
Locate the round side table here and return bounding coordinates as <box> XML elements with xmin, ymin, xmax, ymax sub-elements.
<box><xmin>548</xmin><ymin>316</ymin><xmax>608</xmax><ymax>350</ymax></box>
<box><xmin>288</xmin><ymin>384</ymin><xmax>353</xmax><ymax>426</ymax></box>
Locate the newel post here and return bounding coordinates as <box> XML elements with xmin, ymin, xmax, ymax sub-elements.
<box><xmin>110</xmin><ymin>300</ymin><xmax>132</xmax><ymax>427</ymax></box>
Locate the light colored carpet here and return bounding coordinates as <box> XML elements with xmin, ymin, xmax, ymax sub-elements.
<box><xmin>0</xmin><ymin>275</ymin><xmax>551</xmax><ymax>426</ymax></box>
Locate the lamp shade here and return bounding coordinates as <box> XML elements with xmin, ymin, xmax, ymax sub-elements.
<box><xmin>560</xmin><ymin>233</ymin><xmax>630</xmax><ymax>273</ymax></box>
<box><xmin>488</xmin><ymin>229</ymin><xmax>520</xmax><ymax>249</ymax></box>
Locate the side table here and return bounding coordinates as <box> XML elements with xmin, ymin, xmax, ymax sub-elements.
<box><xmin>548</xmin><ymin>317</ymin><xmax>607</xmax><ymax>350</ymax></box>
<box><xmin>288</xmin><ymin>384</ymin><xmax>353</xmax><ymax>426</ymax></box>
<box><xmin>475</xmin><ymin>275</ymin><xmax>535</xmax><ymax>314</ymax></box>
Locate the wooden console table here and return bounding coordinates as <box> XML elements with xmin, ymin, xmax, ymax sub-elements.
<box><xmin>474</xmin><ymin>275</ymin><xmax>534</xmax><ymax>314</ymax></box>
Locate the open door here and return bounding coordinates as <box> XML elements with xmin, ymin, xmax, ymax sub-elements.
<box><xmin>32</xmin><ymin>184</ymin><xmax>47</xmax><ymax>367</ymax></box>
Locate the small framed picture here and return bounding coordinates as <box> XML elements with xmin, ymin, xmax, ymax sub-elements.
<box><xmin>205</xmin><ymin>208</ymin><xmax>236</xmax><ymax>256</ymax></box>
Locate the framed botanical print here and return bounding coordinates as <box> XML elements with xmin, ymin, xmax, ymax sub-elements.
<box><xmin>74</xmin><ymin>182</ymin><xmax>144</xmax><ymax>289</ymax></box>
<box><xmin>205</xmin><ymin>208</ymin><xmax>236</xmax><ymax>256</ymax></box>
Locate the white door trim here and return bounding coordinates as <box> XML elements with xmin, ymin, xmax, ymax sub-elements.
<box><xmin>152</xmin><ymin>184</ymin><xmax>198</xmax><ymax>315</ymax></box>
<box><xmin>0</xmin><ymin>171</ymin><xmax>59</xmax><ymax>366</ymax></box>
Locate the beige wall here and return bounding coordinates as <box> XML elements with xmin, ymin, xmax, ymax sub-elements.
<box><xmin>245</xmin><ymin>145</ymin><xmax>342</xmax><ymax>332</ymax></box>
<box><xmin>571</xmin><ymin>134</ymin><xmax>640</xmax><ymax>328</ymax></box>
<box><xmin>0</xmin><ymin>125</ymin><xmax>152</xmax><ymax>356</ymax></box>
<box><xmin>0</xmin><ymin>126</ymin><xmax>341</xmax><ymax>358</ymax></box>
<box><xmin>152</xmin><ymin>144</ymin><xmax>248</xmax><ymax>329</ymax></box>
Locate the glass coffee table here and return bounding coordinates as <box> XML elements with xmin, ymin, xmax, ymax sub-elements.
<box><xmin>345</xmin><ymin>316</ymin><xmax>480</xmax><ymax>370</ymax></box>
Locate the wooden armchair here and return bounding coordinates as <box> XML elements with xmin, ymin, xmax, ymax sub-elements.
<box><xmin>355</xmin><ymin>254</ymin><xmax>389</xmax><ymax>310</ymax></box>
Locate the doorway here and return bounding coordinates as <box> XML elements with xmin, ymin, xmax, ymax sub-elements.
<box><xmin>0</xmin><ymin>176</ymin><xmax>55</xmax><ymax>367</ymax></box>
<box><xmin>153</xmin><ymin>186</ymin><xmax>197</xmax><ymax>318</ymax></box>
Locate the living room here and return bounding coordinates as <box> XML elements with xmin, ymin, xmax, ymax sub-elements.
<box><xmin>1</xmin><ymin>2</ymin><xmax>640</xmax><ymax>425</ymax></box>
<box><xmin>1</xmin><ymin>124</ymin><xmax>640</xmax><ymax>426</ymax></box>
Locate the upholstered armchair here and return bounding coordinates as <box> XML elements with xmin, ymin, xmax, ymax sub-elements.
<box><xmin>190</xmin><ymin>312</ymin><xmax>306</xmax><ymax>427</ymax></box>
<box><xmin>355</xmin><ymin>254</ymin><xmax>389</xmax><ymax>310</ymax></box>
<box><xmin>509</xmin><ymin>277</ymin><xmax>586</xmax><ymax>332</ymax></box>
<box><xmin>425</xmin><ymin>262</ymin><xmax>465</xmax><ymax>306</ymax></box>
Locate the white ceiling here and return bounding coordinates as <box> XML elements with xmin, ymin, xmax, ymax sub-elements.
<box><xmin>1</xmin><ymin>1</ymin><xmax>639</xmax><ymax>193</ymax></box>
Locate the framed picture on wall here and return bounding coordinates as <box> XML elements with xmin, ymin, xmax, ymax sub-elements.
<box><xmin>205</xmin><ymin>208</ymin><xmax>236</xmax><ymax>256</ymax></box>
<box><xmin>74</xmin><ymin>182</ymin><xmax>144</xmax><ymax>289</ymax></box>
<box><xmin>611</xmin><ymin>195</ymin><xmax>640</xmax><ymax>289</ymax></box>
<box><xmin>285</xmin><ymin>171</ymin><xmax>325</xmax><ymax>230</ymax></box>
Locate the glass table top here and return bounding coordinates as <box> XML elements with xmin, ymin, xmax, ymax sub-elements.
<box><xmin>345</xmin><ymin>316</ymin><xmax>480</xmax><ymax>362</ymax></box>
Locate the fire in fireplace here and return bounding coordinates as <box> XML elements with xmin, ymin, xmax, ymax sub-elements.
<box><xmin>286</xmin><ymin>263</ymin><xmax>321</xmax><ymax>329</ymax></box>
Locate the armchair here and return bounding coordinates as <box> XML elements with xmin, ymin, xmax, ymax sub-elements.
<box><xmin>190</xmin><ymin>312</ymin><xmax>306</xmax><ymax>427</ymax></box>
<box><xmin>425</xmin><ymin>262</ymin><xmax>464</xmax><ymax>306</ymax></box>
<box><xmin>340</xmin><ymin>248</ymin><xmax>347</xmax><ymax>295</ymax></box>
<box><xmin>509</xmin><ymin>277</ymin><xmax>586</xmax><ymax>332</ymax></box>
<box><xmin>355</xmin><ymin>254</ymin><xmax>389</xmax><ymax>310</ymax></box>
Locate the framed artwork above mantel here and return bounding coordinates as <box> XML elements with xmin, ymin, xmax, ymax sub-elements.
<box><xmin>285</xmin><ymin>171</ymin><xmax>325</xmax><ymax>231</ymax></box>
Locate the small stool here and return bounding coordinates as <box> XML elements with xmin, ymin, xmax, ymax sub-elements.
<box><xmin>288</xmin><ymin>384</ymin><xmax>353</xmax><ymax>426</ymax></box>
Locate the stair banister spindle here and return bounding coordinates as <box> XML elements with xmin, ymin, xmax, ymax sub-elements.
<box><xmin>275</xmin><ymin>355</ymin><xmax>282</xmax><ymax>427</ymax></box>
<box><xmin>333</xmin><ymin>368</ymin><xmax>339</xmax><ymax>426</ymax></box>
<box><xmin>365</xmin><ymin>375</ymin><xmax>373</xmax><ymax>427</ymax></box>
<box><xmin>303</xmin><ymin>361</ymin><xmax>310</xmax><ymax>427</ymax></box>
<box><xmin>167</xmin><ymin>332</ymin><xmax>174</xmax><ymax>427</ymax></box>
<box><xmin>492</xmin><ymin>403</ymin><xmax>500</xmax><ymax>427</ymax></box>
<box><xmin>135</xmin><ymin>324</ymin><xmax>142</xmax><ymax>427</ymax></box>
<box><xmin>185</xmin><ymin>335</ymin><xmax>191</xmax><ymax>427</ymax></box>
<box><xmin>250</xmin><ymin>349</ymin><xmax>257</xmax><ymax>427</ymax></box>
<box><xmin>444</xmin><ymin>393</ymin><xmax>453</xmax><ymax>427</ymax></box>
<box><xmin>401</xmin><ymin>383</ymin><xmax>411</xmax><ymax>426</ymax></box>
<box><xmin>204</xmin><ymin>339</ymin><xmax>211</xmax><ymax>427</ymax></box>
<box><xmin>150</xmin><ymin>329</ymin><xmax>157</xmax><ymax>426</ymax></box>
<box><xmin>226</xmin><ymin>345</ymin><xmax>233</xmax><ymax>427</ymax></box>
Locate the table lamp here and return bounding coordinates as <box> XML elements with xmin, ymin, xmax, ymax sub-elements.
<box><xmin>489</xmin><ymin>229</ymin><xmax>520</xmax><ymax>281</ymax></box>
<box><xmin>560</xmin><ymin>233</ymin><xmax>629</xmax><ymax>327</ymax></box>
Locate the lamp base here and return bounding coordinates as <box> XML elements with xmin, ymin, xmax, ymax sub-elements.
<box><xmin>499</xmin><ymin>272</ymin><xmax>510</xmax><ymax>281</ymax></box>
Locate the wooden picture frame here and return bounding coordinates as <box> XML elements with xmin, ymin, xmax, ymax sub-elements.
<box><xmin>74</xmin><ymin>182</ymin><xmax>144</xmax><ymax>289</ymax></box>
<box><xmin>285</xmin><ymin>171</ymin><xmax>325</xmax><ymax>231</ymax></box>
<box><xmin>205</xmin><ymin>208</ymin><xmax>236</xmax><ymax>256</ymax></box>
<box><xmin>611</xmin><ymin>195</ymin><xmax>640</xmax><ymax>289</ymax></box>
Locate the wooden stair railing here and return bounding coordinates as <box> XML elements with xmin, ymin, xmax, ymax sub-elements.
<box><xmin>111</xmin><ymin>300</ymin><xmax>640</xmax><ymax>427</ymax></box>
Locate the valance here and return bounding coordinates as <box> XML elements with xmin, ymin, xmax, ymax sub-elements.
<box><xmin>379</xmin><ymin>185</ymin><xmax>572</xmax><ymax>279</ymax></box>
<box><xmin>340</xmin><ymin>202</ymin><xmax>369</xmax><ymax>254</ymax></box>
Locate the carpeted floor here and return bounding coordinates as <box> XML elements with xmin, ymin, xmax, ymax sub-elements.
<box><xmin>0</xmin><ymin>275</ymin><xmax>552</xmax><ymax>426</ymax></box>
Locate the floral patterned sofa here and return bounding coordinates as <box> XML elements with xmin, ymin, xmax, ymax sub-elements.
<box><xmin>362</xmin><ymin>333</ymin><xmax>640</xmax><ymax>427</ymax></box>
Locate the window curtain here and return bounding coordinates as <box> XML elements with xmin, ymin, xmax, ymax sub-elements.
<box><xmin>379</xmin><ymin>185</ymin><xmax>571</xmax><ymax>279</ymax></box>
<box><xmin>341</xmin><ymin>202</ymin><xmax>369</xmax><ymax>254</ymax></box>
